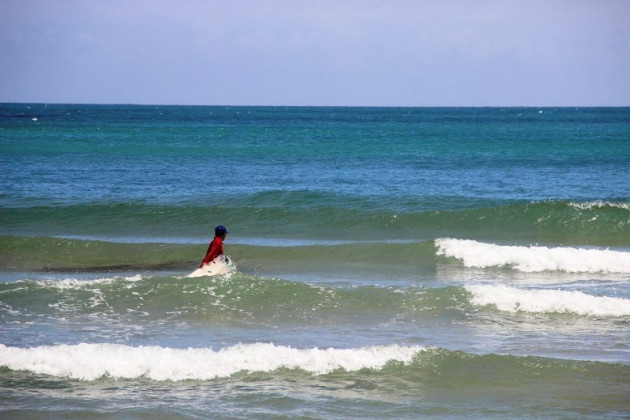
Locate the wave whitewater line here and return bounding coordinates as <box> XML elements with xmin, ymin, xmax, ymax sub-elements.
<box><xmin>436</xmin><ymin>238</ymin><xmax>630</xmax><ymax>273</ymax></box>
<box><xmin>0</xmin><ymin>343</ymin><xmax>423</xmax><ymax>381</ymax></box>
<box><xmin>1</xmin><ymin>342</ymin><xmax>628</xmax><ymax>384</ymax></box>
<box><xmin>465</xmin><ymin>285</ymin><xmax>630</xmax><ymax>317</ymax></box>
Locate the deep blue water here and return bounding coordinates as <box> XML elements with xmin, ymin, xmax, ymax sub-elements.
<box><xmin>2</xmin><ymin>105</ymin><xmax>628</xmax><ymax>209</ymax></box>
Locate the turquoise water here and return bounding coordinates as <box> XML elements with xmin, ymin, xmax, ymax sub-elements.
<box><xmin>1</xmin><ymin>104</ymin><xmax>629</xmax><ymax>418</ymax></box>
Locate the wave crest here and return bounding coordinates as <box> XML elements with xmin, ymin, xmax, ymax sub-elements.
<box><xmin>465</xmin><ymin>285</ymin><xmax>630</xmax><ymax>316</ymax></box>
<box><xmin>0</xmin><ymin>343</ymin><xmax>425</xmax><ymax>381</ymax></box>
<box><xmin>436</xmin><ymin>238</ymin><xmax>630</xmax><ymax>273</ymax></box>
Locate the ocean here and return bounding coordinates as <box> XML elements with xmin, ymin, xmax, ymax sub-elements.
<box><xmin>1</xmin><ymin>104</ymin><xmax>629</xmax><ymax>419</ymax></box>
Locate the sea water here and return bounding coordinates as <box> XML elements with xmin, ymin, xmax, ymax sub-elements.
<box><xmin>1</xmin><ymin>104</ymin><xmax>629</xmax><ymax>418</ymax></box>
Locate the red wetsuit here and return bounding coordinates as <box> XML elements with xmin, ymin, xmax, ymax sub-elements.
<box><xmin>200</xmin><ymin>236</ymin><xmax>224</xmax><ymax>267</ymax></box>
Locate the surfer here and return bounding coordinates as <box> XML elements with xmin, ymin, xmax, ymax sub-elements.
<box><xmin>200</xmin><ymin>225</ymin><xmax>229</xmax><ymax>267</ymax></box>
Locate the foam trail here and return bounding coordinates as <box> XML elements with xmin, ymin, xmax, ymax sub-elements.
<box><xmin>0</xmin><ymin>343</ymin><xmax>425</xmax><ymax>381</ymax></box>
<box><xmin>436</xmin><ymin>238</ymin><xmax>630</xmax><ymax>273</ymax></box>
<box><xmin>465</xmin><ymin>285</ymin><xmax>630</xmax><ymax>316</ymax></box>
<box><xmin>32</xmin><ymin>274</ymin><xmax>144</xmax><ymax>290</ymax></box>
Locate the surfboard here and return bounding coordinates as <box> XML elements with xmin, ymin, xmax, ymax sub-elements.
<box><xmin>186</xmin><ymin>255</ymin><xmax>235</xmax><ymax>278</ymax></box>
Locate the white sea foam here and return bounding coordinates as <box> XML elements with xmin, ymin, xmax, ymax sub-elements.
<box><xmin>0</xmin><ymin>342</ymin><xmax>425</xmax><ymax>381</ymax></box>
<box><xmin>568</xmin><ymin>200</ymin><xmax>630</xmax><ymax>211</ymax></box>
<box><xmin>186</xmin><ymin>256</ymin><xmax>235</xmax><ymax>278</ymax></box>
<box><xmin>435</xmin><ymin>238</ymin><xmax>630</xmax><ymax>273</ymax></box>
<box><xmin>33</xmin><ymin>274</ymin><xmax>144</xmax><ymax>289</ymax></box>
<box><xmin>465</xmin><ymin>284</ymin><xmax>630</xmax><ymax>316</ymax></box>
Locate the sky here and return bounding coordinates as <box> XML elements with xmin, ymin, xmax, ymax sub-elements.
<box><xmin>1</xmin><ymin>0</ymin><xmax>629</xmax><ymax>106</ymax></box>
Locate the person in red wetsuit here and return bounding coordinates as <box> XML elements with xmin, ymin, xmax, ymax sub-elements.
<box><xmin>200</xmin><ymin>225</ymin><xmax>229</xmax><ymax>267</ymax></box>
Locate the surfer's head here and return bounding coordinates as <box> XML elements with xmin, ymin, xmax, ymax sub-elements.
<box><xmin>215</xmin><ymin>225</ymin><xmax>229</xmax><ymax>237</ymax></box>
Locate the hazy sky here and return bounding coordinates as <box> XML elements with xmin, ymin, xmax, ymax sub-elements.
<box><xmin>1</xmin><ymin>0</ymin><xmax>629</xmax><ymax>106</ymax></box>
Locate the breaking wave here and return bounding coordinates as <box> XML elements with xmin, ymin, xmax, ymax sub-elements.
<box><xmin>436</xmin><ymin>238</ymin><xmax>630</xmax><ymax>273</ymax></box>
<box><xmin>0</xmin><ymin>342</ymin><xmax>425</xmax><ymax>381</ymax></box>
<box><xmin>465</xmin><ymin>284</ymin><xmax>630</xmax><ymax>316</ymax></box>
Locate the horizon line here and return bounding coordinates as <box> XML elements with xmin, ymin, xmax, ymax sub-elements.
<box><xmin>2</xmin><ymin>101</ymin><xmax>629</xmax><ymax>109</ymax></box>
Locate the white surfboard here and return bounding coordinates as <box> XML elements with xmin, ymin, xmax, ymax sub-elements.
<box><xmin>186</xmin><ymin>255</ymin><xmax>235</xmax><ymax>278</ymax></box>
